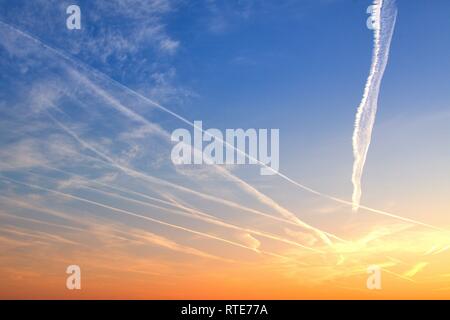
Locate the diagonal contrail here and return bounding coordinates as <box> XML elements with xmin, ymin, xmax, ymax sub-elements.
<box><xmin>0</xmin><ymin>195</ymin><xmax>233</xmax><ymax>262</ymax></box>
<box><xmin>1</xmin><ymin>20</ymin><xmax>446</xmax><ymax>234</ymax></box>
<box><xmin>8</xmin><ymin>165</ymin><xmax>325</xmax><ymax>253</ymax></box>
<box><xmin>68</xmin><ymin>68</ymin><xmax>328</xmax><ymax>239</ymax></box>
<box><xmin>0</xmin><ymin>174</ymin><xmax>290</xmax><ymax>260</ymax></box>
<box><xmin>0</xmin><ymin>20</ymin><xmax>335</xmax><ymax>244</ymax></box>
<box><xmin>352</xmin><ymin>0</ymin><xmax>397</xmax><ymax>211</ymax></box>
<box><xmin>45</xmin><ymin>108</ymin><xmax>338</xmax><ymax>244</ymax></box>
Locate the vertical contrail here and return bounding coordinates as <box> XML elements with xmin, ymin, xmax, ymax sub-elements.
<box><xmin>352</xmin><ymin>0</ymin><xmax>397</xmax><ymax>211</ymax></box>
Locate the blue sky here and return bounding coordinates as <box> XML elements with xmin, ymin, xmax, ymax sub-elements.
<box><xmin>1</xmin><ymin>0</ymin><xmax>450</xmax><ymax>298</ymax></box>
<box><xmin>1</xmin><ymin>0</ymin><xmax>450</xmax><ymax>223</ymax></box>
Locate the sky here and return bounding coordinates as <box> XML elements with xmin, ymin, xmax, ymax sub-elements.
<box><xmin>0</xmin><ymin>0</ymin><xmax>450</xmax><ymax>299</ymax></box>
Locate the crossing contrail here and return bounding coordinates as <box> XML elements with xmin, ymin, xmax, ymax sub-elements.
<box><xmin>352</xmin><ymin>0</ymin><xmax>397</xmax><ymax>212</ymax></box>
<box><xmin>1</xmin><ymin>19</ymin><xmax>446</xmax><ymax>234</ymax></box>
<box><xmin>5</xmin><ymin>164</ymin><xmax>326</xmax><ymax>253</ymax></box>
<box><xmin>0</xmin><ymin>174</ymin><xmax>291</xmax><ymax>260</ymax></box>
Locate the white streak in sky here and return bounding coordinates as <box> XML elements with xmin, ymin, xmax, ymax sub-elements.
<box><xmin>0</xmin><ymin>174</ymin><xmax>290</xmax><ymax>259</ymax></box>
<box><xmin>2</xmin><ymin>19</ymin><xmax>445</xmax><ymax>233</ymax></box>
<box><xmin>352</xmin><ymin>0</ymin><xmax>397</xmax><ymax>211</ymax></box>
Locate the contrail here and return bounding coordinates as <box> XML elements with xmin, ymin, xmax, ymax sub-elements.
<box><xmin>66</xmin><ymin>71</ymin><xmax>330</xmax><ymax>241</ymax></box>
<box><xmin>45</xmin><ymin>109</ymin><xmax>340</xmax><ymax>243</ymax></box>
<box><xmin>0</xmin><ymin>20</ymin><xmax>334</xmax><ymax>243</ymax></box>
<box><xmin>1</xmin><ymin>20</ymin><xmax>445</xmax><ymax>234</ymax></box>
<box><xmin>48</xmin><ymin>112</ymin><xmax>441</xmax><ymax>239</ymax></box>
<box><xmin>0</xmin><ymin>174</ymin><xmax>290</xmax><ymax>259</ymax></box>
<box><xmin>7</xmin><ymin>165</ymin><xmax>325</xmax><ymax>253</ymax></box>
<box><xmin>351</xmin><ymin>0</ymin><xmax>397</xmax><ymax>211</ymax></box>
<box><xmin>0</xmin><ymin>195</ymin><xmax>232</xmax><ymax>262</ymax></box>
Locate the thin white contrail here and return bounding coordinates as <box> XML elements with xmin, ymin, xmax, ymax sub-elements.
<box><xmin>46</xmin><ymin>156</ymin><xmax>347</xmax><ymax>243</ymax></box>
<box><xmin>8</xmin><ymin>165</ymin><xmax>325</xmax><ymax>253</ymax></box>
<box><xmin>66</xmin><ymin>71</ymin><xmax>328</xmax><ymax>241</ymax></box>
<box><xmin>0</xmin><ymin>20</ymin><xmax>445</xmax><ymax>233</ymax></box>
<box><xmin>352</xmin><ymin>0</ymin><xmax>397</xmax><ymax>211</ymax></box>
<box><xmin>0</xmin><ymin>20</ymin><xmax>334</xmax><ymax>244</ymax></box>
<box><xmin>45</xmin><ymin>109</ymin><xmax>340</xmax><ymax>243</ymax></box>
<box><xmin>0</xmin><ymin>174</ymin><xmax>290</xmax><ymax>260</ymax></box>
<box><xmin>58</xmin><ymin>61</ymin><xmax>329</xmax><ymax>243</ymax></box>
<box><xmin>0</xmin><ymin>195</ymin><xmax>232</xmax><ymax>262</ymax></box>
